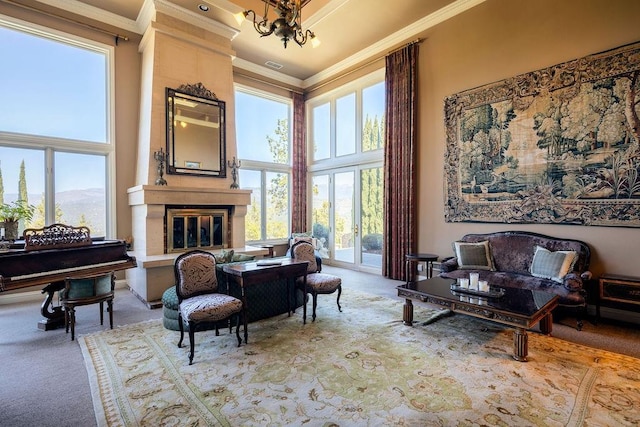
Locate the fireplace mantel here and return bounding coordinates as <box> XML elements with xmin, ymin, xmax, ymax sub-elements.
<box><xmin>128</xmin><ymin>185</ymin><xmax>251</xmax><ymax>207</ymax></box>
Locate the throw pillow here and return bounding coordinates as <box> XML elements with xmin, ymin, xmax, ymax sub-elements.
<box><xmin>232</xmin><ymin>253</ymin><xmax>256</xmax><ymax>262</ymax></box>
<box><xmin>530</xmin><ymin>246</ymin><xmax>577</xmax><ymax>283</ymax></box>
<box><xmin>214</xmin><ymin>249</ymin><xmax>234</xmax><ymax>264</ymax></box>
<box><xmin>454</xmin><ymin>240</ymin><xmax>494</xmax><ymax>270</ymax></box>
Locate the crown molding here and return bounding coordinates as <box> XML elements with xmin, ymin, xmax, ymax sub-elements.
<box><xmin>302</xmin><ymin>0</ymin><xmax>487</xmax><ymax>88</ymax></box>
<box><xmin>142</xmin><ymin>0</ymin><xmax>239</xmax><ymax>40</ymax></box>
<box><xmin>233</xmin><ymin>57</ymin><xmax>304</xmax><ymax>89</ymax></box>
<box><xmin>34</xmin><ymin>0</ymin><xmax>139</xmax><ymax>33</ymax></box>
<box><xmin>304</xmin><ymin>0</ymin><xmax>350</xmax><ymax>29</ymax></box>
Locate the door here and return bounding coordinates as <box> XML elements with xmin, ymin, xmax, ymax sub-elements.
<box><xmin>311</xmin><ymin>164</ymin><xmax>383</xmax><ymax>273</ymax></box>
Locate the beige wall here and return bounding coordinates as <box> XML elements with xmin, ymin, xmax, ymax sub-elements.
<box><xmin>416</xmin><ymin>0</ymin><xmax>640</xmax><ymax>278</ymax></box>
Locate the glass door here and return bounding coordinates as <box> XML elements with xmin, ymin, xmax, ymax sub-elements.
<box><xmin>311</xmin><ymin>164</ymin><xmax>382</xmax><ymax>273</ymax></box>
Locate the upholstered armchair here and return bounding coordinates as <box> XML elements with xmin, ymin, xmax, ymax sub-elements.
<box><xmin>174</xmin><ymin>250</ymin><xmax>243</xmax><ymax>365</ymax></box>
<box><xmin>60</xmin><ymin>271</ymin><xmax>115</xmax><ymax>341</ymax></box>
<box><xmin>290</xmin><ymin>241</ymin><xmax>342</xmax><ymax>324</ymax></box>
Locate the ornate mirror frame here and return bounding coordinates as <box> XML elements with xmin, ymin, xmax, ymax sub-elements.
<box><xmin>166</xmin><ymin>83</ymin><xmax>226</xmax><ymax>178</ymax></box>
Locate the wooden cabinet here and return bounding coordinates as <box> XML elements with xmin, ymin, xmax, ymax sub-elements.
<box><xmin>597</xmin><ymin>274</ymin><xmax>640</xmax><ymax>320</ymax></box>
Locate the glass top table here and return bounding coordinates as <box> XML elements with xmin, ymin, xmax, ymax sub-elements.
<box><xmin>397</xmin><ymin>277</ymin><xmax>559</xmax><ymax>361</ymax></box>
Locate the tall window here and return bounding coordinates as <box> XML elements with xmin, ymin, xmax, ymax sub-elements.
<box><xmin>235</xmin><ymin>86</ymin><xmax>291</xmax><ymax>242</ymax></box>
<box><xmin>0</xmin><ymin>17</ymin><xmax>113</xmax><ymax>237</ymax></box>
<box><xmin>307</xmin><ymin>70</ymin><xmax>385</xmax><ymax>270</ymax></box>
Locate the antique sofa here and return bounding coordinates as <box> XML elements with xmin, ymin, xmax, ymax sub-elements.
<box><xmin>162</xmin><ymin>251</ymin><xmax>305</xmax><ymax>331</ymax></box>
<box><xmin>439</xmin><ymin>231</ymin><xmax>592</xmax><ymax>330</ymax></box>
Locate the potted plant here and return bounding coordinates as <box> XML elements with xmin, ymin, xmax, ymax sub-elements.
<box><xmin>0</xmin><ymin>200</ymin><xmax>35</xmax><ymax>241</ymax></box>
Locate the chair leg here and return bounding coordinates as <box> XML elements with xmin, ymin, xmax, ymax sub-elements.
<box><xmin>188</xmin><ymin>321</ymin><xmax>196</xmax><ymax>365</ymax></box>
<box><xmin>64</xmin><ymin>307</ymin><xmax>70</xmax><ymax>334</ymax></box>
<box><xmin>177</xmin><ymin>313</ymin><xmax>185</xmax><ymax>348</ymax></box>
<box><xmin>235</xmin><ymin>314</ymin><xmax>242</xmax><ymax>346</ymax></box>
<box><xmin>302</xmin><ymin>291</ymin><xmax>308</xmax><ymax>324</ymax></box>
<box><xmin>312</xmin><ymin>292</ymin><xmax>318</xmax><ymax>322</ymax></box>
<box><xmin>108</xmin><ymin>298</ymin><xmax>114</xmax><ymax>330</ymax></box>
<box><xmin>336</xmin><ymin>285</ymin><xmax>342</xmax><ymax>312</ymax></box>
<box><xmin>99</xmin><ymin>301</ymin><xmax>104</xmax><ymax>325</ymax></box>
<box><xmin>576</xmin><ymin>305</ymin><xmax>586</xmax><ymax>331</ymax></box>
<box><xmin>69</xmin><ymin>307</ymin><xmax>76</xmax><ymax>341</ymax></box>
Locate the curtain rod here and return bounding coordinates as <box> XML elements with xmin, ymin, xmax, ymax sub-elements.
<box><xmin>2</xmin><ymin>0</ymin><xmax>129</xmax><ymax>44</ymax></box>
<box><xmin>305</xmin><ymin>38</ymin><xmax>423</xmax><ymax>94</ymax></box>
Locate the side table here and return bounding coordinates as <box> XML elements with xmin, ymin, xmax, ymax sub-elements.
<box><xmin>405</xmin><ymin>253</ymin><xmax>438</xmax><ymax>284</ymax></box>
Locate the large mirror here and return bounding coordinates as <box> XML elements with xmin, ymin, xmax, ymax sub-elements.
<box><xmin>166</xmin><ymin>83</ymin><xmax>226</xmax><ymax>177</ymax></box>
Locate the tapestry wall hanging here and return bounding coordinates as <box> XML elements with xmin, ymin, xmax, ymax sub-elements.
<box><xmin>444</xmin><ymin>41</ymin><xmax>640</xmax><ymax>227</ymax></box>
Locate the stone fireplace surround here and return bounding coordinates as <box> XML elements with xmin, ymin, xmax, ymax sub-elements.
<box><xmin>126</xmin><ymin>185</ymin><xmax>268</xmax><ymax>306</ymax></box>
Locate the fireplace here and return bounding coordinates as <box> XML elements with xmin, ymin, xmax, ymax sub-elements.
<box><xmin>166</xmin><ymin>206</ymin><xmax>230</xmax><ymax>253</ymax></box>
<box><xmin>127</xmin><ymin>185</ymin><xmax>254</xmax><ymax>304</ymax></box>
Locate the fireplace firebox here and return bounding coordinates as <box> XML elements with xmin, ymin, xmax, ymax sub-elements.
<box><xmin>166</xmin><ymin>207</ymin><xmax>229</xmax><ymax>253</ymax></box>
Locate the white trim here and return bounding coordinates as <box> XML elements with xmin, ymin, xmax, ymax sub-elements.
<box><xmin>34</xmin><ymin>0</ymin><xmax>139</xmax><ymax>34</ymax></box>
<box><xmin>233</xmin><ymin>58</ymin><xmax>305</xmax><ymax>88</ymax></box>
<box><xmin>151</xmin><ymin>0</ymin><xmax>239</xmax><ymax>40</ymax></box>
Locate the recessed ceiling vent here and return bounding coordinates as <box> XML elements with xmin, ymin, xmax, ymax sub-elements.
<box><xmin>265</xmin><ymin>61</ymin><xmax>283</xmax><ymax>70</ymax></box>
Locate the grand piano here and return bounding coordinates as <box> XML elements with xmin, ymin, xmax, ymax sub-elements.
<box><xmin>0</xmin><ymin>224</ymin><xmax>136</xmax><ymax>330</ymax></box>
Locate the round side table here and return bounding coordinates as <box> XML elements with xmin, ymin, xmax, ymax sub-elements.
<box><xmin>405</xmin><ymin>253</ymin><xmax>438</xmax><ymax>284</ymax></box>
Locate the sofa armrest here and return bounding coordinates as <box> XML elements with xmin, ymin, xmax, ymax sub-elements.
<box><xmin>440</xmin><ymin>257</ymin><xmax>458</xmax><ymax>273</ymax></box>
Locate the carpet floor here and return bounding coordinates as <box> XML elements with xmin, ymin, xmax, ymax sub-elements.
<box><xmin>80</xmin><ymin>289</ymin><xmax>640</xmax><ymax>426</ymax></box>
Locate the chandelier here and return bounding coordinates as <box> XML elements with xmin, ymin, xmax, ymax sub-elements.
<box><xmin>243</xmin><ymin>0</ymin><xmax>319</xmax><ymax>48</ymax></box>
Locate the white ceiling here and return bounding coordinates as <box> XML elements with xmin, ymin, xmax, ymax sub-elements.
<box><xmin>29</xmin><ymin>0</ymin><xmax>485</xmax><ymax>87</ymax></box>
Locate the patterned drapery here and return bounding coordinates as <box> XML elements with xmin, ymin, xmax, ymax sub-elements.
<box><xmin>291</xmin><ymin>91</ymin><xmax>307</xmax><ymax>233</ymax></box>
<box><xmin>383</xmin><ymin>43</ymin><xmax>419</xmax><ymax>280</ymax></box>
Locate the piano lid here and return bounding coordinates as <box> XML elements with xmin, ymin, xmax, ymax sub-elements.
<box><xmin>0</xmin><ymin>239</ymin><xmax>136</xmax><ymax>292</ymax></box>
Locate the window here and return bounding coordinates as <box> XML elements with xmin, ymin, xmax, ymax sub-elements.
<box><xmin>307</xmin><ymin>70</ymin><xmax>385</xmax><ymax>271</ymax></box>
<box><xmin>235</xmin><ymin>86</ymin><xmax>291</xmax><ymax>242</ymax></box>
<box><xmin>0</xmin><ymin>17</ymin><xmax>113</xmax><ymax>237</ymax></box>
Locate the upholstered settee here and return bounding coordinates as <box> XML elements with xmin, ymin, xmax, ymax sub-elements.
<box><xmin>162</xmin><ymin>252</ymin><xmax>305</xmax><ymax>331</ymax></box>
<box><xmin>438</xmin><ymin>231</ymin><xmax>592</xmax><ymax>330</ymax></box>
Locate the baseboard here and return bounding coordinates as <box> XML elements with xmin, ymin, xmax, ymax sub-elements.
<box><xmin>0</xmin><ymin>280</ymin><xmax>130</xmax><ymax>305</ymax></box>
<box><xmin>587</xmin><ymin>305</ymin><xmax>640</xmax><ymax>325</ymax></box>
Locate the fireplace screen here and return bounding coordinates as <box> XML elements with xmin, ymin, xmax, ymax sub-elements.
<box><xmin>167</xmin><ymin>208</ymin><xmax>229</xmax><ymax>253</ymax></box>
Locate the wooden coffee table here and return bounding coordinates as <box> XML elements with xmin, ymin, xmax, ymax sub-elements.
<box><xmin>397</xmin><ymin>277</ymin><xmax>559</xmax><ymax>362</ymax></box>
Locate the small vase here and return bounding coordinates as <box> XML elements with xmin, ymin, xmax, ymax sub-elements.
<box><xmin>2</xmin><ymin>220</ymin><xmax>19</xmax><ymax>241</ymax></box>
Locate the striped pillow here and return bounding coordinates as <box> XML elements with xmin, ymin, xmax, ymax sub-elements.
<box><xmin>530</xmin><ymin>246</ymin><xmax>577</xmax><ymax>283</ymax></box>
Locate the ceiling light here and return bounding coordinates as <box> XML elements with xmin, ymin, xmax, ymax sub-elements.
<box><xmin>198</xmin><ymin>4</ymin><xmax>210</xmax><ymax>12</ymax></box>
<box><xmin>243</xmin><ymin>0</ymin><xmax>318</xmax><ymax>49</ymax></box>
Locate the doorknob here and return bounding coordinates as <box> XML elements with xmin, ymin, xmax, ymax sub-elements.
<box><xmin>354</xmin><ymin>224</ymin><xmax>359</xmax><ymax>236</ymax></box>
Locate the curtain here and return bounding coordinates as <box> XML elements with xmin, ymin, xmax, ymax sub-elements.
<box><xmin>291</xmin><ymin>91</ymin><xmax>307</xmax><ymax>233</ymax></box>
<box><xmin>383</xmin><ymin>43</ymin><xmax>419</xmax><ymax>280</ymax></box>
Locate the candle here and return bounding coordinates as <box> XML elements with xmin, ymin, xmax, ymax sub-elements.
<box><xmin>469</xmin><ymin>273</ymin><xmax>479</xmax><ymax>290</ymax></box>
<box><xmin>479</xmin><ymin>280</ymin><xmax>489</xmax><ymax>292</ymax></box>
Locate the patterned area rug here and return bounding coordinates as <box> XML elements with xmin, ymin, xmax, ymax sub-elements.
<box><xmin>80</xmin><ymin>290</ymin><xmax>640</xmax><ymax>426</ymax></box>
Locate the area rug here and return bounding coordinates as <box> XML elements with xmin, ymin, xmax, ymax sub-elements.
<box><xmin>80</xmin><ymin>290</ymin><xmax>640</xmax><ymax>426</ymax></box>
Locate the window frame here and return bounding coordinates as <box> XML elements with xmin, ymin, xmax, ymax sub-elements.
<box><xmin>0</xmin><ymin>15</ymin><xmax>116</xmax><ymax>237</ymax></box>
<box><xmin>234</xmin><ymin>84</ymin><xmax>293</xmax><ymax>244</ymax></box>
<box><xmin>306</xmin><ymin>69</ymin><xmax>385</xmax><ymax>172</ymax></box>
